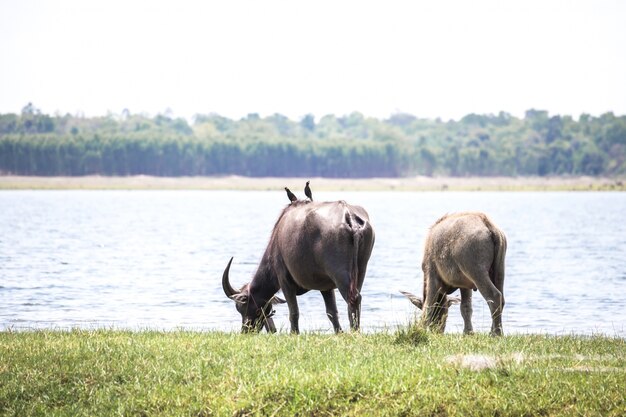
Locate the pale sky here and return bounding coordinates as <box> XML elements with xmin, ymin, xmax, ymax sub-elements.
<box><xmin>1</xmin><ymin>0</ymin><xmax>625</xmax><ymax>121</ymax></box>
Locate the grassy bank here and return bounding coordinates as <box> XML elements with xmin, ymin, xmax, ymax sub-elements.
<box><xmin>1</xmin><ymin>330</ymin><xmax>624</xmax><ymax>416</ymax></box>
<box><xmin>0</xmin><ymin>175</ymin><xmax>625</xmax><ymax>191</ymax></box>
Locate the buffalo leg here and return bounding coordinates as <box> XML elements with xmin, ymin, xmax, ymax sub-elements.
<box><xmin>460</xmin><ymin>288</ymin><xmax>474</xmax><ymax>335</ymax></box>
<box><xmin>472</xmin><ymin>274</ymin><xmax>504</xmax><ymax>336</ymax></box>
<box><xmin>276</xmin><ymin>268</ymin><xmax>301</xmax><ymax>334</ymax></box>
<box><xmin>423</xmin><ymin>288</ymin><xmax>448</xmax><ymax>332</ymax></box>
<box><xmin>263</xmin><ymin>317</ymin><xmax>277</xmax><ymax>333</ymax></box>
<box><xmin>335</xmin><ymin>276</ymin><xmax>361</xmax><ymax>331</ymax></box>
<box><xmin>277</xmin><ymin>278</ymin><xmax>301</xmax><ymax>334</ymax></box>
<box><xmin>281</xmin><ymin>289</ymin><xmax>300</xmax><ymax>334</ymax></box>
<box><xmin>321</xmin><ymin>290</ymin><xmax>342</xmax><ymax>333</ymax></box>
<box><xmin>348</xmin><ymin>294</ymin><xmax>361</xmax><ymax>331</ymax></box>
<box><xmin>422</xmin><ymin>262</ymin><xmax>449</xmax><ymax>332</ymax></box>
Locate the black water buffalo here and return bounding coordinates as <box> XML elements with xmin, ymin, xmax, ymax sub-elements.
<box><xmin>222</xmin><ymin>199</ymin><xmax>375</xmax><ymax>333</ymax></box>
<box><xmin>401</xmin><ymin>212</ymin><xmax>507</xmax><ymax>335</ymax></box>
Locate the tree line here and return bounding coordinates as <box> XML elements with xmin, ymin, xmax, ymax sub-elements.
<box><xmin>0</xmin><ymin>104</ymin><xmax>624</xmax><ymax>177</ymax></box>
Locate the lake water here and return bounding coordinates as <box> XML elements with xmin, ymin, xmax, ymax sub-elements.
<box><xmin>1</xmin><ymin>190</ymin><xmax>625</xmax><ymax>336</ymax></box>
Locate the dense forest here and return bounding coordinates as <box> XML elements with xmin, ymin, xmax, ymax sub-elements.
<box><xmin>0</xmin><ymin>103</ymin><xmax>624</xmax><ymax>177</ymax></box>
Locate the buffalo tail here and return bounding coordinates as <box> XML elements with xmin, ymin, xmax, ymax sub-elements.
<box><xmin>484</xmin><ymin>217</ymin><xmax>507</xmax><ymax>293</ymax></box>
<box><xmin>345</xmin><ymin>212</ymin><xmax>365</xmax><ymax>306</ymax></box>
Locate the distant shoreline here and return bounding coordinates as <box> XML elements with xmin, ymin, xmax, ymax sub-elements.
<box><xmin>0</xmin><ymin>175</ymin><xmax>624</xmax><ymax>191</ymax></box>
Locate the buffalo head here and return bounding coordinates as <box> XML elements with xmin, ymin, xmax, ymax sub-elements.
<box><xmin>399</xmin><ymin>290</ymin><xmax>460</xmax><ymax>332</ymax></box>
<box><xmin>222</xmin><ymin>257</ymin><xmax>286</xmax><ymax>333</ymax></box>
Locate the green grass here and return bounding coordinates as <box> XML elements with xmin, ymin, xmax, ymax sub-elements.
<box><xmin>1</xmin><ymin>330</ymin><xmax>624</xmax><ymax>416</ymax></box>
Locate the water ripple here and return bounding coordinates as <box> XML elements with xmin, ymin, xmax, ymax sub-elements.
<box><xmin>1</xmin><ymin>190</ymin><xmax>625</xmax><ymax>336</ymax></box>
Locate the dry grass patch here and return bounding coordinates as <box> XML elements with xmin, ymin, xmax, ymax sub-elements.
<box><xmin>1</xmin><ymin>175</ymin><xmax>625</xmax><ymax>191</ymax></box>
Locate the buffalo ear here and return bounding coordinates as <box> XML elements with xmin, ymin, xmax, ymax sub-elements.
<box><xmin>271</xmin><ymin>295</ymin><xmax>286</xmax><ymax>304</ymax></box>
<box><xmin>230</xmin><ymin>293</ymin><xmax>248</xmax><ymax>304</ymax></box>
<box><xmin>400</xmin><ymin>290</ymin><xmax>423</xmax><ymax>310</ymax></box>
<box><xmin>447</xmin><ymin>296</ymin><xmax>461</xmax><ymax>306</ymax></box>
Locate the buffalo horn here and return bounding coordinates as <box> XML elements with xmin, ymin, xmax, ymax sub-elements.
<box><xmin>222</xmin><ymin>257</ymin><xmax>237</xmax><ymax>298</ymax></box>
<box><xmin>400</xmin><ymin>290</ymin><xmax>424</xmax><ymax>310</ymax></box>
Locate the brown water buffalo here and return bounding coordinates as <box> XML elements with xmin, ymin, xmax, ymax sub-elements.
<box><xmin>401</xmin><ymin>212</ymin><xmax>507</xmax><ymax>335</ymax></box>
<box><xmin>222</xmin><ymin>199</ymin><xmax>375</xmax><ymax>333</ymax></box>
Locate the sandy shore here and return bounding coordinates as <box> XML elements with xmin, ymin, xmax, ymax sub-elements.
<box><xmin>0</xmin><ymin>175</ymin><xmax>624</xmax><ymax>191</ymax></box>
